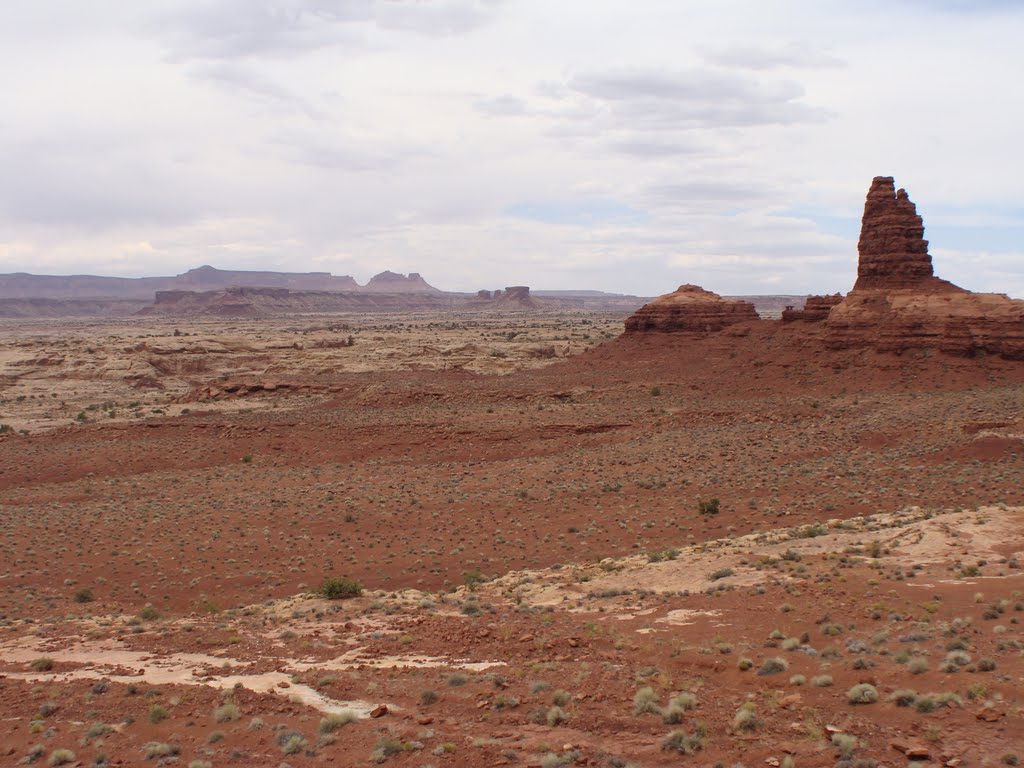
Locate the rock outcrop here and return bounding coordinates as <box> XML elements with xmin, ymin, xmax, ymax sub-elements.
<box><xmin>624</xmin><ymin>284</ymin><xmax>758</xmax><ymax>334</ymax></box>
<box><xmin>782</xmin><ymin>294</ymin><xmax>843</xmax><ymax>323</ymax></box>
<box><xmin>471</xmin><ymin>286</ymin><xmax>541</xmax><ymax>308</ymax></box>
<box><xmin>363</xmin><ymin>271</ymin><xmax>441</xmax><ymax>293</ymax></box>
<box><xmin>825</xmin><ymin>176</ymin><xmax>1024</xmax><ymax>359</ymax></box>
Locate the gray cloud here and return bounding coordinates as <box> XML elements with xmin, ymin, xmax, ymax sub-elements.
<box><xmin>567</xmin><ymin>69</ymin><xmax>829</xmax><ymax>130</ymax></box>
<box><xmin>606</xmin><ymin>138</ymin><xmax>704</xmax><ymax>158</ymax></box>
<box><xmin>474</xmin><ymin>94</ymin><xmax>528</xmax><ymax>116</ymax></box>
<box><xmin>373</xmin><ymin>0</ymin><xmax>505</xmax><ymax>36</ymax></box>
<box><xmin>189</xmin><ymin>62</ymin><xmax>328</xmax><ymax>119</ymax></box>
<box><xmin>700</xmin><ymin>42</ymin><xmax>845</xmax><ymax>70</ymax></box>
<box><xmin>644</xmin><ymin>181</ymin><xmax>770</xmax><ymax>206</ymax></box>
<box><xmin>153</xmin><ymin>0</ymin><xmax>503</xmax><ymax>61</ymax></box>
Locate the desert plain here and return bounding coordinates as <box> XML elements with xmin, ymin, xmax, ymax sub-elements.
<box><xmin>0</xmin><ymin>298</ymin><xmax>1022</xmax><ymax>768</ymax></box>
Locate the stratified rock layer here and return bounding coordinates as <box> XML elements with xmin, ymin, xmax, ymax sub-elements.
<box><xmin>825</xmin><ymin>177</ymin><xmax>1024</xmax><ymax>359</ymax></box>
<box><xmin>624</xmin><ymin>284</ymin><xmax>758</xmax><ymax>334</ymax></box>
<box><xmin>855</xmin><ymin>177</ymin><xmax>935</xmax><ymax>290</ymax></box>
<box><xmin>781</xmin><ymin>294</ymin><xmax>844</xmax><ymax>323</ymax></box>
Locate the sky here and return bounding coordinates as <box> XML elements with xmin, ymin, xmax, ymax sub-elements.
<box><xmin>1</xmin><ymin>0</ymin><xmax>1022</xmax><ymax>297</ymax></box>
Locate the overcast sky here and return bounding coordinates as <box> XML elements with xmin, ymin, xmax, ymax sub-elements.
<box><xmin>1</xmin><ymin>1</ymin><xmax>1022</xmax><ymax>296</ymax></box>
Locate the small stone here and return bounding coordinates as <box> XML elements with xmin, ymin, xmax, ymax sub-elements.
<box><xmin>369</xmin><ymin>704</ymin><xmax>388</xmax><ymax>718</ymax></box>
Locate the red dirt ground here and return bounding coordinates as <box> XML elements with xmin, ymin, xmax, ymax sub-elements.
<box><xmin>1</xmin><ymin>318</ymin><xmax>1022</xmax><ymax>767</ymax></box>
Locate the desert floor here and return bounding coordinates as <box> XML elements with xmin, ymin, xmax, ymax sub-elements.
<box><xmin>1</xmin><ymin>311</ymin><xmax>1022</xmax><ymax>767</ymax></box>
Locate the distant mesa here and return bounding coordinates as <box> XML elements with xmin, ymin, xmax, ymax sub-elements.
<box><xmin>624</xmin><ymin>284</ymin><xmax>758</xmax><ymax>335</ymax></box>
<box><xmin>823</xmin><ymin>176</ymin><xmax>1024</xmax><ymax>359</ymax></box>
<box><xmin>363</xmin><ymin>270</ymin><xmax>441</xmax><ymax>294</ymax></box>
<box><xmin>0</xmin><ymin>265</ymin><xmax>438</xmax><ymax>300</ymax></box>
<box><xmin>176</xmin><ymin>265</ymin><xmax>360</xmax><ymax>292</ymax></box>
<box><xmin>473</xmin><ymin>286</ymin><xmax>540</xmax><ymax>308</ymax></box>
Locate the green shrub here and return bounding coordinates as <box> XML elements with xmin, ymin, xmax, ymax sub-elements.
<box><xmin>698</xmin><ymin>498</ymin><xmax>720</xmax><ymax>516</ymax></box>
<box><xmin>546</xmin><ymin>706</ymin><xmax>568</xmax><ymax>726</ymax></box>
<box><xmin>551</xmin><ymin>689</ymin><xmax>571</xmax><ymax>706</ymax></box>
<box><xmin>48</xmin><ymin>750</ymin><xmax>75</xmax><ymax>767</ymax></box>
<box><xmin>213</xmin><ymin>702</ymin><xmax>239</xmax><ymax>722</ymax></box>
<box><xmin>420</xmin><ymin>690</ymin><xmax>438</xmax><ymax>705</ymax></box>
<box><xmin>662</xmin><ymin>725</ymin><xmax>706</xmax><ymax>754</ymax></box>
<box><xmin>831</xmin><ymin>733</ymin><xmax>858</xmax><ymax>759</ymax></box>
<box><xmin>732</xmin><ymin>703</ymin><xmax>759</xmax><ymax>732</ymax></box>
<box><xmin>142</xmin><ymin>743</ymin><xmax>179</xmax><ymax>760</ymax></box>
<box><xmin>319</xmin><ymin>710</ymin><xmax>357</xmax><ymax>734</ymax></box>
<box><xmin>318</xmin><ymin>577</ymin><xmax>362</xmax><ymax>600</ymax></box>
<box><xmin>888</xmin><ymin>689</ymin><xmax>917</xmax><ymax>706</ymax></box>
<box><xmin>846</xmin><ymin>683</ymin><xmax>878</xmax><ymax>704</ymax></box>
<box><xmin>277</xmin><ymin>731</ymin><xmax>308</xmax><ymax>755</ymax></box>
<box><xmin>633</xmin><ymin>686</ymin><xmax>659</xmax><ymax>716</ymax></box>
<box><xmin>148</xmin><ymin>705</ymin><xmax>168</xmax><ymax>724</ymax></box>
<box><xmin>757</xmin><ymin>657</ymin><xmax>788</xmax><ymax>676</ymax></box>
<box><xmin>811</xmin><ymin>675</ymin><xmax>833</xmax><ymax>688</ymax></box>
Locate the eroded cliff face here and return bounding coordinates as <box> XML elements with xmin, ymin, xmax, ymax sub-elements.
<box><xmin>825</xmin><ymin>177</ymin><xmax>1024</xmax><ymax>359</ymax></box>
<box><xmin>624</xmin><ymin>284</ymin><xmax>758</xmax><ymax>334</ymax></box>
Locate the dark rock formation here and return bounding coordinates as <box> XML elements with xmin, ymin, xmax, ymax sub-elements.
<box><xmin>624</xmin><ymin>284</ymin><xmax>759</xmax><ymax>334</ymax></box>
<box><xmin>825</xmin><ymin>177</ymin><xmax>1024</xmax><ymax>359</ymax></box>
<box><xmin>782</xmin><ymin>294</ymin><xmax>844</xmax><ymax>323</ymax></box>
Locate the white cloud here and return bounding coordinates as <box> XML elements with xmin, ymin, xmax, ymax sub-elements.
<box><xmin>0</xmin><ymin>0</ymin><xmax>1021</xmax><ymax>296</ymax></box>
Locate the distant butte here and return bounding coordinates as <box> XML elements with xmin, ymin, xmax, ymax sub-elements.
<box><xmin>623</xmin><ymin>284</ymin><xmax>758</xmax><ymax>335</ymax></box>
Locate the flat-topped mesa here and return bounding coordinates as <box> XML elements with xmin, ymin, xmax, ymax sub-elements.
<box><xmin>855</xmin><ymin>176</ymin><xmax>938</xmax><ymax>290</ymax></box>
<box><xmin>624</xmin><ymin>284</ymin><xmax>758</xmax><ymax>334</ymax></box>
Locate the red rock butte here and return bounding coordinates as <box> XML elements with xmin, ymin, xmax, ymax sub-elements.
<box><xmin>824</xmin><ymin>175</ymin><xmax>1024</xmax><ymax>358</ymax></box>
<box><xmin>624</xmin><ymin>176</ymin><xmax>1024</xmax><ymax>359</ymax></box>
<box><xmin>854</xmin><ymin>176</ymin><xmax>938</xmax><ymax>290</ymax></box>
<box><xmin>624</xmin><ymin>284</ymin><xmax>758</xmax><ymax>334</ymax></box>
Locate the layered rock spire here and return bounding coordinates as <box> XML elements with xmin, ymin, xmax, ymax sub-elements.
<box><xmin>854</xmin><ymin>176</ymin><xmax>934</xmax><ymax>290</ymax></box>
